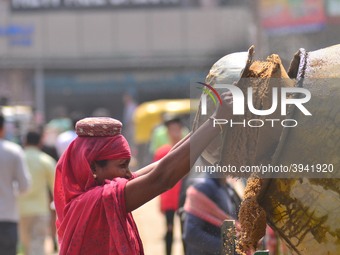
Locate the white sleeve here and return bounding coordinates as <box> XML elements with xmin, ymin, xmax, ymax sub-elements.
<box><xmin>14</xmin><ymin>149</ymin><xmax>31</xmax><ymax>193</ymax></box>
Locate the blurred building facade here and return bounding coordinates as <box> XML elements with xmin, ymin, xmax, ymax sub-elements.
<box><xmin>1</xmin><ymin>0</ymin><xmax>340</xmax><ymax>124</ymax></box>
<box><xmin>0</xmin><ymin>0</ymin><xmax>251</xmax><ymax>123</ymax></box>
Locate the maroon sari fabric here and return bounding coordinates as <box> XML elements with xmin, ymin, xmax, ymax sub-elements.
<box><xmin>54</xmin><ymin>135</ymin><xmax>144</xmax><ymax>255</ymax></box>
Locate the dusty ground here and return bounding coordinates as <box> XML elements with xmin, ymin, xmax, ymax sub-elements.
<box><xmin>133</xmin><ymin>196</ymin><xmax>184</xmax><ymax>255</ymax></box>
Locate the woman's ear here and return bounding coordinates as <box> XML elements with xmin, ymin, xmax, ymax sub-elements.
<box><xmin>90</xmin><ymin>163</ymin><xmax>98</xmax><ymax>181</ymax></box>
<box><xmin>90</xmin><ymin>163</ymin><xmax>96</xmax><ymax>173</ymax></box>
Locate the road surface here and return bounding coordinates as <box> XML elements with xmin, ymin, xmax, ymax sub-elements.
<box><xmin>133</xmin><ymin>196</ymin><xmax>184</xmax><ymax>255</ymax></box>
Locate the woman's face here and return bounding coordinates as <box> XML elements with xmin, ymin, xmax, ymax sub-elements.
<box><xmin>92</xmin><ymin>158</ymin><xmax>132</xmax><ymax>184</ymax></box>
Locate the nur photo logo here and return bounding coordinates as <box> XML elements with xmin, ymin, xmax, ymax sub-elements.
<box><xmin>197</xmin><ymin>82</ymin><xmax>312</xmax><ymax>128</ymax></box>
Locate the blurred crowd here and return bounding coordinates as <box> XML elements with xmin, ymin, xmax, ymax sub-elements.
<box><xmin>0</xmin><ymin>90</ymin><xmax>138</xmax><ymax>255</ymax></box>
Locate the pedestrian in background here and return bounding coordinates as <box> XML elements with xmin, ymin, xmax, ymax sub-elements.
<box><xmin>182</xmin><ymin>173</ymin><xmax>242</xmax><ymax>255</ymax></box>
<box><xmin>0</xmin><ymin>114</ymin><xmax>31</xmax><ymax>255</ymax></box>
<box><xmin>122</xmin><ymin>91</ymin><xmax>137</xmax><ymax>145</ymax></box>
<box><xmin>153</xmin><ymin>116</ymin><xmax>184</xmax><ymax>255</ymax></box>
<box><xmin>56</xmin><ymin>112</ymin><xmax>83</xmax><ymax>158</ymax></box>
<box><xmin>19</xmin><ymin>131</ymin><xmax>56</xmax><ymax>255</ymax></box>
<box><xmin>149</xmin><ymin>113</ymin><xmax>189</xmax><ymax>157</ymax></box>
<box><xmin>122</xmin><ymin>90</ymin><xmax>138</xmax><ymax>169</ymax></box>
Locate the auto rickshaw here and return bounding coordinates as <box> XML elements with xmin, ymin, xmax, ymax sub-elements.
<box><xmin>1</xmin><ymin>105</ymin><xmax>33</xmax><ymax>144</ymax></box>
<box><xmin>133</xmin><ymin>98</ymin><xmax>198</xmax><ymax>168</ymax></box>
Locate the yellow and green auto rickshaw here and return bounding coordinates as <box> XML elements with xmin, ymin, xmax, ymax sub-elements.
<box><xmin>133</xmin><ymin>98</ymin><xmax>198</xmax><ymax>168</ymax></box>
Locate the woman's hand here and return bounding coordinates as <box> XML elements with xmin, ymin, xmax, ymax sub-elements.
<box><xmin>213</xmin><ymin>91</ymin><xmax>233</xmax><ymax>120</ymax></box>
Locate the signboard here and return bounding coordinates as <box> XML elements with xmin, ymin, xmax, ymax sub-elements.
<box><xmin>11</xmin><ymin>0</ymin><xmax>180</xmax><ymax>11</ymax></box>
<box><xmin>0</xmin><ymin>24</ymin><xmax>34</xmax><ymax>46</ymax></box>
<box><xmin>260</xmin><ymin>0</ymin><xmax>326</xmax><ymax>35</ymax></box>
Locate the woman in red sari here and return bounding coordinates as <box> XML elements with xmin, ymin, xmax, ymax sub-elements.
<box><xmin>54</xmin><ymin>92</ymin><xmax>233</xmax><ymax>255</ymax></box>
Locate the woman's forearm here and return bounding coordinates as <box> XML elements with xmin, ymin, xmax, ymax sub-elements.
<box><xmin>134</xmin><ymin>132</ymin><xmax>191</xmax><ymax>178</ymax></box>
<box><xmin>156</xmin><ymin>117</ymin><xmax>220</xmax><ymax>189</ymax></box>
<box><xmin>125</xmin><ymin>92</ymin><xmax>232</xmax><ymax>212</ymax></box>
<box><xmin>134</xmin><ymin>161</ymin><xmax>158</xmax><ymax>177</ymax></box>
<box><xmin>156</xmin><ymin>92</ymin><xmax>233</xmax><ymax>189</ymax></box>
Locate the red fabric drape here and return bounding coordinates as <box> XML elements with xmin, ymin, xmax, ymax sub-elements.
<box><xmin>54</xmin><ymin>135</ymin><xmax>144</xmax><ymax>255</ymax></box>
<box><xmin>184</xmin><ymin>186</ymin><xmax>228</xmax><ymax>227</ymax></box>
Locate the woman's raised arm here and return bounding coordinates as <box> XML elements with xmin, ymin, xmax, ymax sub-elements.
<box><xmin>125</xmin><ymin>92</ymin><xmax>233</xmax><ymax>212</ymax></box>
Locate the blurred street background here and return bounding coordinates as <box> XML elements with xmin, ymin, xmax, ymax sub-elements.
<box><xmin>2</xmin><ymin>0</ymin><xmax>340</xmax><ymax>170</ymax></box>
<box><xmin>1</xmin><ymin>0</ymin><xmax>340</xmax><ymax>254</ymax></box>
<box><xmin>2</xmin><ymin>0</ymin><xmax>340</xmax><ymax>129</ymax></box>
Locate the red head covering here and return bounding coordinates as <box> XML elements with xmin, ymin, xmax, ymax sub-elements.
<box><xmin>54</xmin><ymin>118</ymin><xmax>143</xmax><ymax>255</ymax></box>
<box><xmin>55</xmin><ymin>135</ymin><xmax>131</xmax><ymax>207</ymax></box>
